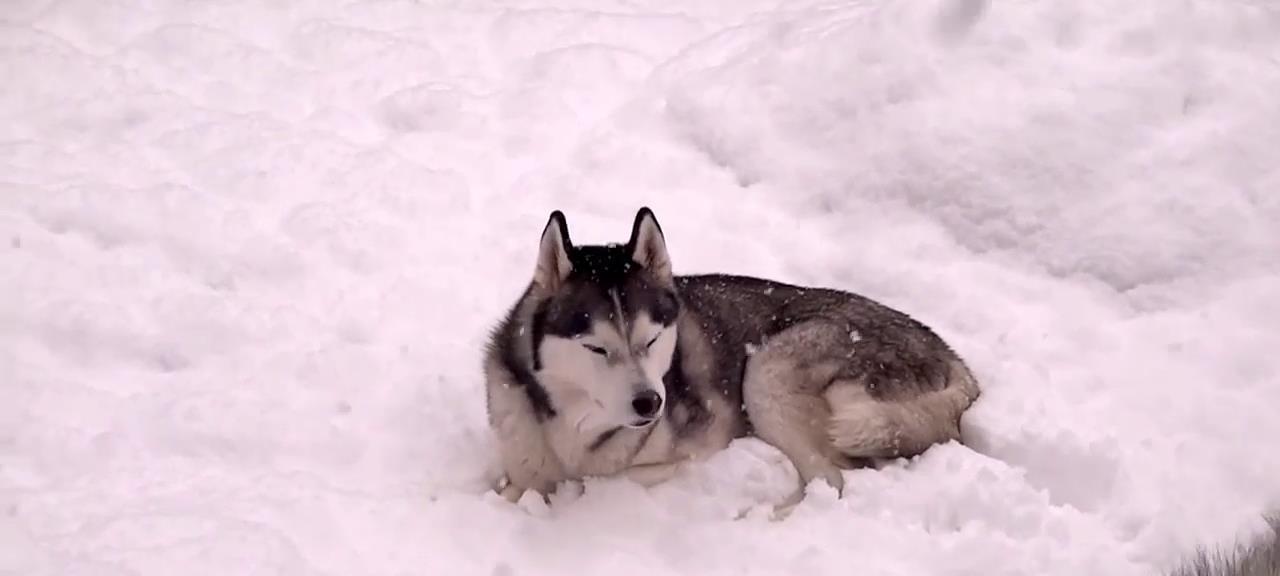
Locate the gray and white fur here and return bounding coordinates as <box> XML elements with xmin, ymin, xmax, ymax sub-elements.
<box><xmin>483</xmin><ymin>207</ymin><xmax>981</xmax><ymax>512</ymax></box>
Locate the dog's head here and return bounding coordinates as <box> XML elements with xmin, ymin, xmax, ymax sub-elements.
<box><xmin>527</xmin><ymin>207</ymin><xmax>680</xmax><ymax>431</ymax></box>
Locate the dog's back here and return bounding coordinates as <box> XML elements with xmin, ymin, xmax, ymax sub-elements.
<box><xmin>675</xmin><ymin>273</ymin><xmax>980</xmax><ymax>509</ymax></box>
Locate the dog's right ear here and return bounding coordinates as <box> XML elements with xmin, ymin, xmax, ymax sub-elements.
<box><xmin>627</xmin><ymin>207</ymin><xmax>672</xmax><ymax>283</ymax></box>
<box><xmin>533</xmin><ymin>210</ymin><xmax>573</xmax><ymax>291</ymax></box>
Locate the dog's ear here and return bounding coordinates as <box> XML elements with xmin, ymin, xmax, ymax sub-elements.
<box><xmin>534</xmin><ymin>210</ymin><xmax>573</xmax><ymax>290</ymax></box>
<box><xmin>627</xmin><ymin>207</ymin><xmax>672</xmax><ymax>282</ymax></box>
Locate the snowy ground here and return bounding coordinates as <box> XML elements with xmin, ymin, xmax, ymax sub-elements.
<box><xmin>3</xmin><ymin>0</ymin><xmax>1280</xmax><ymax>574</ymax></box>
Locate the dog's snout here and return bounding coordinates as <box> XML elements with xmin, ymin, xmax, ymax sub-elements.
<box><xmin>631</xmin><ymin>390</ymin><xmax>662</xmax><ymax>419</ymax></box>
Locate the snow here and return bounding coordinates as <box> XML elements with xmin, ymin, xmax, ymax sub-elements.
<box><xmin>2</xmin><ymin>0</ymin><xmax>1279</xmax><ymax>575</ymax></box>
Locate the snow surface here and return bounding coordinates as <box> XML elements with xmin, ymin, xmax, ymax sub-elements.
<box><xmin>3</xmin><ymin>0</ymin><xmax>1280</xmax><ymax>574</ymax></box>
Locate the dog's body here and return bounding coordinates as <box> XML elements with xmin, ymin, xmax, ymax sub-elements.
<box><xmin>484</xmin><ymin>208</ymin><xmax>981</xmax><ymax>509</ymax></box>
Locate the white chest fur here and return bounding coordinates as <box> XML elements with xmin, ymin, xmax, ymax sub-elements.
<box><xmin>543</xmin><ymin>402</ymin><xmax>675</xmax><ymax>478</ymax></box>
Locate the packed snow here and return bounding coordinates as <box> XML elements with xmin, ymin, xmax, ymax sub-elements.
<box><xmin>3</xmin><ymin>0</ymin><xmax>1280</xmax><ymax>574</ymax></box>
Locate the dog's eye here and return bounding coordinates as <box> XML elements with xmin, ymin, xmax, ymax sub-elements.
<box><xmin>645</xmin><ymin>334</ymin><xmax>661</xmax><ymax>349</ymax></box>
<box><xmin>582</xmin><ymin>344</ymin><xmax>608</xmax><ymax>357</ymax></box>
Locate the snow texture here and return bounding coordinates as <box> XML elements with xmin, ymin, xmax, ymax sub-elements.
<box><xmin>1171</xmin><ymin>517</ymin><xmax>1280</xmax><ymax>576</ymax></box>
<box><xmin>3</xmin><ymin>0</ymin><xmax>1280</xmax><ymax>575</ymax></box>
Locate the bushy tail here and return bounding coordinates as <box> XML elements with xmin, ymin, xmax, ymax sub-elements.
<box><xmin>825</xmin><ymin>360</ymin><xmax>980</xmax><ymax>458</ymax></box>
<box><xmin>1170</xmin><ymin>517</ymin><xmax>1280</xmax><ymax>576</ymax></box>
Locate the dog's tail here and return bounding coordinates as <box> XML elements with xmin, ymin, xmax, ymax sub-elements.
<box><xmin>1168</xmin><ymin>515</ymin><xmax>1280</xmax><ymax>576</ymax></box>
<box><xmin>824</xmin><ymin>360</ymin><xmax>981</xmax><ymax>458</ymax></box>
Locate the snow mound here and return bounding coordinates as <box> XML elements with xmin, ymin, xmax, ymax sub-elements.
<box><xmin>3</xmin><ymin>1</ymin><xmax>1279</xmax><ymax>575</ymax></box>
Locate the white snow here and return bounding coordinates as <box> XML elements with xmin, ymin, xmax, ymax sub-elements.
<box><xmin>3</xmin><ymin>0</ymin><xmax>1279</xmax><ymax>575</ymax></box>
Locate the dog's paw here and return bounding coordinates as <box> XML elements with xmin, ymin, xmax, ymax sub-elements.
<box><xmin>766</xmin><ymin>478</ymin><xmax>843</xmax><ymax>521</ymax></box>
<box><xmin>493</xmin><ymin>474</ymin><xmax>531</xmax><ymax>503</ymax></box>
<box><xmin>493</xmin><ymin>476</ymin><xmax>556</xmax><ymax>516</ymax></box>
<box><xmin>498</xmin><ymin>482</ymin><xmax>526</xmax><ymax>503</ymax></box>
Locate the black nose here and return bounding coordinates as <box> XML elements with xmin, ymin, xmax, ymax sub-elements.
<box><xmin>631</xmin><ymin>390</ymin><xmax>662</xmax><ymax>419</ymax></box>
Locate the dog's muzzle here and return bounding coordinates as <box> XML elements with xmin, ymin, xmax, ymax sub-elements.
<box><xmin>627</xmin><ymin>390</ymin><xmax>662</xmax><ymax>427</ymax></box>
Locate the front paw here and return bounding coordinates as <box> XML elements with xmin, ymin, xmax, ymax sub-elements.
<box><xmin>493</xmin><ymin>474</ymin><xmax>525</xmax><ymax>503</ymax></box>
<box><xmin>498</xmin><ymin>482</ymin><xmax>526</xmax><ymax>503</ymax></box>
<box><xmin>494</xmin><ymin>475</ymin><xmax>552</xmax><ymax>509</ymax></box>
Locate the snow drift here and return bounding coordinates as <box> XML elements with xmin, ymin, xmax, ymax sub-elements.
<box><xmin>3</xmin><ymin>1</ymin><xmax>1279</xmax><ymax>575</ymax></box>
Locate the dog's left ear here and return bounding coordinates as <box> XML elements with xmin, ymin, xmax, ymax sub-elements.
<box><xmin>627</xmin><ymin>207</ymin><xmax>672</xmax><ymax>282</ymax></box>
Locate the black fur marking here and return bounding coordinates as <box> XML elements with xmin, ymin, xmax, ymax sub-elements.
<box><xmin>588</xmin><ymin>427</ymin><xmax>621</xmax><ymax>452</ymax></box>
<box><xmin>494</xmin><ymin>331</ymin><xmax>557</xmax><ymax>421</ymax></box>
<box><xmin>487</xmin><ymin>286</ymin><xmax>557</xmax><ymax>422</ymax></box>
<box><xmin>529</xmin><ymin>298</ymin><xmax>591</xmax><ymax>371</ymax></box>
<box><xmin>530</xmin><ymin>301</ymin><xmax>549</xmax><ymax>371</ymax></box>
<box><xmin>564</xmin><ymin>312</ymin><xmax>591</xmax><ymax>336</ymax></box>
<box><xmin>545</xmin><ymin>210</ymin><xmax>573</xmax><ymax>251</ymax></box>
<box><xmin>626</xmin><ymin>206</ymin><xmax>662</xmax><ymax>251</ymax></box>
<box><xmin>662</xmin><ymin>343</ymin><xmax>710</xmax><ymax>437</ymax></box>
<box><xmin>568</xmin><ymin>245</ymin><xmax>635</xmax><ymax>288</ymax></box>
<box><xmin>538</xmin><ymin>244</ymin><xmax>680</xmax><ymax>340</ymax></box>
<box><xmin>651</xmin><ymin>290</ymin><xmax>680</xmax><ymax>325</ymax></box>
<box><xmin>515</xmin><ymin>362</ymin><xmax>556</xmax><ymax>421</ymax></box>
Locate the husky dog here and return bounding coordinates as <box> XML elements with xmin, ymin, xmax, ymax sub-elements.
<box><xmin>483</xmin><ymin>207</ymin><xmax>981</xmax><ymax>511</ymax></box>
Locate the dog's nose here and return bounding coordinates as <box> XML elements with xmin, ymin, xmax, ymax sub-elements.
<box><xmin>631</xmin><ymin>390</ymin><xmax>662</xmax><ymax>419</ymax></box>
